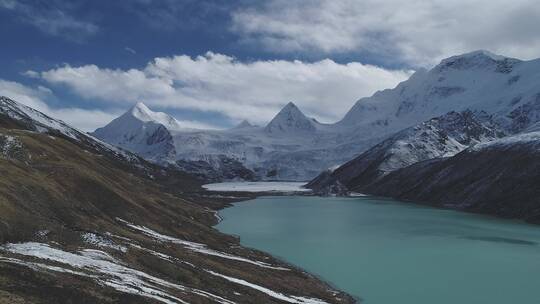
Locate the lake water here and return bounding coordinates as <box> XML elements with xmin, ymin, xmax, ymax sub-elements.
<box><xmin>216</xmin><ymin>195</ymin><xmax>540</xmax><ymax>304</ymax></box>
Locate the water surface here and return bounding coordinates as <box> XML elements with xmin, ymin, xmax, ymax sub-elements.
<box><xmin>216</xmin><ymin>196</ymin><xmax>540</xmax><ymax>304</ymax></box>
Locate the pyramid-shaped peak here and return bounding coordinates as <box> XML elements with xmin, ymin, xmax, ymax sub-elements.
<box><xmin>274</xmin><ymin>102</ymin><xmax>306</xmax><ymax>118</ymax></box>
<box><xmin>284</xmin><ymin>101</ymin><xmax>298</xmax><ymax>108</ymax></box>
<box><xmin>265</xmin><ymin>102</ymin><xmax>316</xmax><ymax>134</ymax></box>
<box><xmin>281</xmin><ymin>102</ymin><xmax>302</xmax><ymax>113</ymax></box>
<box><xmin>234</xmin><ymin>120</ymin><xmax>254</xmax><ymax>129</ymax></box>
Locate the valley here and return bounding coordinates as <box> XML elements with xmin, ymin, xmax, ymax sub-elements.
<box><xmin>3</xmin><ymin>1</ymin><xmax>540</xmax><ymax>303</ymax></box>
<box><xmin>0</xmin><ymin>97</ymin><xmax>354</xmax><ymax>304</ymax></box>
<box><xmin>3</xmin><ymin>49</ymin><xmax>540</xmax><ymax>304</ymax></box>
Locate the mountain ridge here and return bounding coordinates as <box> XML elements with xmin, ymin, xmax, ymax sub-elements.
<box><xmin>307</xmin><ymin>110</ymin><xmax>507</xmax><ymax>194</ymax></box>
<box><xmin>360</xmin><ymin>131</ymin><xmax>540</xmax><ymax>223</ymax></box>
<box><xmin>93</xmin><ymin>50</ymin><xmax>540</xmax><ymax>181</ymax></box>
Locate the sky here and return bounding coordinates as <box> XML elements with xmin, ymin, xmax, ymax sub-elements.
<box><xmin>1</xmin><ymin>0</ymin><xmax>540</xmax><ymax>131</ymax></box>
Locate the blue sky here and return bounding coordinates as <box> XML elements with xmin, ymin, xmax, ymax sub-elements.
<box><xmin>1</xmin><ymin>0</ymin><xmax>539</xmax><ymax>131</ymax></box>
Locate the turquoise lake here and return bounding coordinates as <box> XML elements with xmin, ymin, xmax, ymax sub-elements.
<box><xmin>216</xmin><ymin>196</ymin><xmax>540</xmax><ymax>304</ymax></box>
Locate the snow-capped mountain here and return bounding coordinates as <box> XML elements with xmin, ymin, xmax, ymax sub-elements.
<box><xmin>93</xmin><ymin>50</ymin><xmax>540</xmax><ymax>181</ymax></box>
<box><xmin>264</xmin><ymin>102</ymin><xmax>318</xmax><ymax>134</ymax></box>
<box><xmin>0</xmin><ymin>96</ymin><xmax>203</xmax><ymax>187</ymax></box>
<box><xmin>338</xmin><ymin>51</ymin><xmax>540</xmax><ymax>136</ymax></box>
<box><xmin>0</xmin><ymin>96</ymin><xmax>139</xmax><ymax>162</ymax></box>
<box><xmin>93</xmin><ymin>102</ymin><xmax>177</xmax><ymax>162</ymax></box>
<box><xmin>307</xmin><ymin>110</ymin><xmax>506</xmax><ymax>194</ymax></box>
<box><xmin>361</xmin><ymin>130</ymin><xmax>540</xmax><ymax>223</ymax></box>
<box><xmin>93</xmin><ymin>101</ymin><xmax>368</xmax><ymax>181</ymax></box>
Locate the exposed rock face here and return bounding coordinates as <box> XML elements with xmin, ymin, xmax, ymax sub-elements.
<box><xmin>176</xmin><ymin>155</ymin><xmax>257</xmax><ymax>182</ymax></box>
<box><xmin>361</xmin><ymin>132</ymin><xmax>540</xmax><ymax>223</ymax></box>
<box><xmin>307</xmin><ymin>110</ymin><xmax>506</xmax><ymax>194</ymax></box>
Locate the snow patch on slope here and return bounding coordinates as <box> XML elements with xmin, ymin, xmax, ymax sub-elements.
<box><xmin>470</xmin><ymin>131</ymin><xmax>540</xmax><ymax>151</ymax></box>
<box><xmin>1</xmin><ymin>242</ymin><xmax>236</xmax><ymax>304</ymax></box>
<box><xmin>116</xmin><ymin>218</ymin><xmax>290</xmax><ymax>271</ymax></box>
<box><xmin>206</xmin><ymin>270</ymin><xmax>329</xmax><ymax>304</ymax></box>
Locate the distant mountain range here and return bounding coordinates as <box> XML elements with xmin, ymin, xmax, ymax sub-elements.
<box><xmin>93</xmin><ymin>50</ymin><xmax>540</xmax><ymax>182</ymax></box>
<box><xmin>93</xmin><ymin>101</ymin><xmax>385</xmax><ymax>181</ymax></box>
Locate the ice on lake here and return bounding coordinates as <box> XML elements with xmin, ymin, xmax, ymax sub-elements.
<box><xmin>202</xmin><ymin>181</ymin><xmax>311</xmax><ymax>193</ymax></box>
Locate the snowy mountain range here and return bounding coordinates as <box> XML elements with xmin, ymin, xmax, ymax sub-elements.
<box><xmin>307</xmin><ymin>110</ymin><xmax>507</xmax><ymax>194</ymax></box>
<box><xmin>93</xmin><ymin>101</ymin><xmax>383</xmax><ymax>181</ymax></box>
<box><xmin>93</xmin><ymin>50</ymin><xmax>540</xmax><ymax>182</ymax></box>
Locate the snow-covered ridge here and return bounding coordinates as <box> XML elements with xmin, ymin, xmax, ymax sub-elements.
<box><xmin>307</xmin><ymin>110</ymin><xmax>507</xmax><ymax>194</ymax></box>
<box><xmin>92</xmin><ymin>50</ymin><xmax>540</xmax><ymax>181</ymax></box>
<box><xmin>0</xmin><ymin>96</ymin><xmax>139</xmax><ymax>163</ymax></box>
<box><xmin>470</xmin><ymin>131</ymin><xmax>540</xmax><ymax>152</ymax></box>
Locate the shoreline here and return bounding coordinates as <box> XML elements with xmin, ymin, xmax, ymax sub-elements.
<box><xmin>204</xmin><ymin>189</ymin><xmax>360</xmax><ymax>303</ymax></box>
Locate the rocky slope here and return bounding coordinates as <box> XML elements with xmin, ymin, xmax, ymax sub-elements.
<box><xmin>0</xmin><ymin>96</ymin><xmax>354</xmax><ymax>304</ymax></box>
<box><xmin>360</xmin><ymin>131</ymin><xmax>540</xmax><ymax>223</ymax></box>
<box><xmin>94</xmin><ymin>50</ymin><xmax>540</xmax><ymax>182</ymax></box>
<box><xmin>307</xmin><ymin>110</ymin><xmax>506</xmax><ymax>194</ymax></box>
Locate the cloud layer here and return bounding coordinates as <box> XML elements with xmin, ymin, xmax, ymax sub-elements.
<box><xmin>0</xmin><ymin>79</ymin><xmax>220</xmax><ymax>131</ymax></box>
<box><xmin>0</xmin><ymin>80</ymin><xmax>118</xmax><ymax>131</ymax></box>
<box><xmin>232</xmin><ymin>0</ymin><xmax>540</xmax><ymax>66</ymax></box>
<box><xmin>35</xmin><ymin>52</ymin><xmax>411</xmax><ymax>124</ymax></box>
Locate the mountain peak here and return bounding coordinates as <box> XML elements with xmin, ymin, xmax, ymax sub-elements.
<box><xmin>129</xmin><ymin>102</ymin><xmax>157</xmax><ymax>121</ymax></box>
<box><xmin>234</xmin><ymin>120</ymin><xmax>254</xmax><ymax>129</ymax></box>
<box><xmin>458</xmin><ymin>50</ymin><xmax>506</xmax><ymax>61</ymax></box>
<box><xmin>126</xmin><ymin>102</ymin><xmax>180</xmax><ymax>129</ymax></box>
<box><xmin>94</xmin><ymin>102</ymin><xmax>182</xmax><ymax>139</ymax></box>
<box><xmin>284</xmin><ymin>101</ymin><xmax>298</xmax><ymax>109</ymax></box>
<box><xmin>132</xmin><ymin>101</ymin><xmax>150</xmax><ymax>111</ymax></box>
<box><xmin>264</xmin><ymin>102</ymin><xmax>316</xmax><ymax>134</ymax></box>
<box><xmin>437</xmin><ymin>50</ymin><xmax>521</xmax><ymax>73</ymax></box>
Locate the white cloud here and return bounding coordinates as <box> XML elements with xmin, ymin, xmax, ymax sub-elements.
<box><xmin>0</xmin><ymin>80</ymin><xmax>118</xmax><ymax>131</ymax></box>
<box><xmin>231</xmin><ymin>0</ymin><xmax>540</xmax><ymax>66</ymax></box>
<box><xmin>36</xmin><ymin>52</ymin><xmax>411</xmax><ymax>124</ymax></box>
<box><xmin>125</xmin><ymin>47</ymin><xmax>137</xmax><ymax>54</ymax></box>
<box><xmin>22</xmin><ymin>70</ymin><xmax>40</xmax><ymax>78</ymax></box>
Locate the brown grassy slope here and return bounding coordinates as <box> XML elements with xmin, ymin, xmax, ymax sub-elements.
<box><xmin>0</xmin><ymin>127</ymin><xmax>355</xmax><ymax>303</ymax></box>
